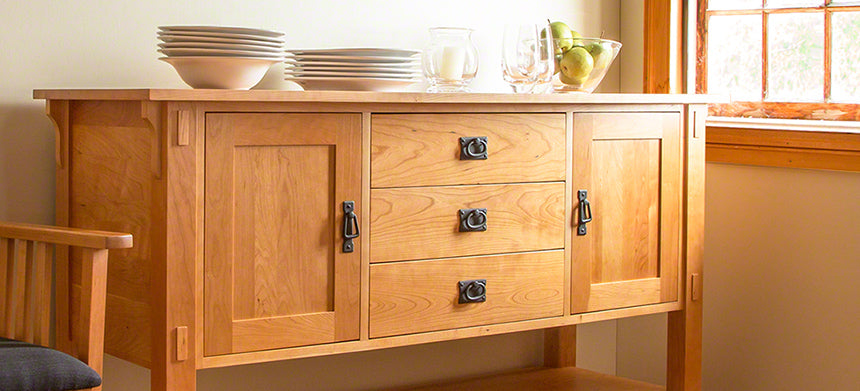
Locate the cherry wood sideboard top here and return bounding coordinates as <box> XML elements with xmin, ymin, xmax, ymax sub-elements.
<box><xmin>33</xmin><ymin>89</ymin><xmax>716</xmax><ymax>104</ymax></box>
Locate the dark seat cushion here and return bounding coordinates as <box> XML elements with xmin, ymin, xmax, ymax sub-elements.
<box><xmin>0</xmin><ymin>337</ymin><xmax>101</xmax><ymax>391</ymax></box>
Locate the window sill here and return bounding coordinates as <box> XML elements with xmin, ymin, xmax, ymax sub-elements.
<box><xmin>706</xmin><ymin>117</ymin><xmax>860</xmax><ymax>172</ymax></box>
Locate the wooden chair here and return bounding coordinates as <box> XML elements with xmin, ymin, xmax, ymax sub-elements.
<box><xmin>0</xmin><ymin>221</ymin><xmax>132</xmax><ymax>391</ymax></box>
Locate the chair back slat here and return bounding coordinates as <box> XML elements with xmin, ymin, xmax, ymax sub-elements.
<box><xmin>0</xmin><ymin>220</ymin><xmax>131</xmax><ymax>387</ymax></box>
<box><xmin>23</xmin><ymin>241</ymin><xmax>36</xmax><ymax>342</ymax></box>
<box><xmin>0</xmin><ymin>239</ymin><xmax>53</xmax><ymax>345</ymax></box>
<box><xmin>7</xmin><ymin>239</ymin><xmax>28</xmax><ymax>340</ymax></box>
<box><xmin>0</xmin><ymin>238</ymin><xmax>10</xmax><ymax>336</ymax></box>
<box><xmin>37</xmin><ymin>243</ymin><xmax>53</xmax><ymax>345</ymax></box>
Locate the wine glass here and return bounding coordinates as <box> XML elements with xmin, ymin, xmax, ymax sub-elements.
<box><xmin>533</xmin><ymin>21</ymin><xmax>556</xmax><ymax>93</ymax></box>
<box><xmin>501</xmin><ymin>23</ymin><xmax>541</xmax><ymax>93</ymax></box>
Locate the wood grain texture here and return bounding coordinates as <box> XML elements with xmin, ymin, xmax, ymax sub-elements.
<box><xmin>0</xmin><ymin>221</ymin><xmax>131</xmax><ymax>390</ymax></box>
<box><xmin>544</xmin><ymin>325</ymin><xmax>577</xmax><ymax>368</ymax></box>
<box><xmin>369</xmin><ymin>251</ymin><xmax>564</xmax><ymax>338</ymax></box>
<box><xmin>34</xmin><ymin>89</ymin><xmax>716</xmax><ymax>104</ymax></box>
<box><xmin>68</xmin><ymin>100</ymin><xmax>152</xmax><ymax>369</ymax></box>
<box><xmin>590</xmin><ymin>139</ymin><xmax>661</xmax><ymax>283</ymax></box>
<box><xmin>571</xmin><ymin>112</ymin><xmax>682</xmax><ymax>313</ymax></box>
<box><xmin>588</xmin><ymin>278</ymin><xmax>662</xmax><ymax>312</ymax></box>
<box><xmin>666</xmin><ymin>104</ymin><xmax>707</xmax><ymax>391</ymax></box>
<box><xmin>201</xmin><ymin>301</ymin><xmax>682</xmax><ymax>369</ymax></box>
<box><xmin>370</xmin><ymin>183</ymin><xmax>565</xmax><ymax>262</ymax></box>
<box><xmin>204</xmin><ymin>113</ymin><xmax>361</xmax><ymax>356</ymax></box>
<box><xmin>36</xmin><ymin>94</ymin><xmax>708</xmax><ymax>391</ymax></box>
<box><xmin>644</xmin><ymin>0</ymin><xmax>684</xmax><ymax>93</ymax></box>
<box><xmin>706</xmin><ymin>125</ymin><xmax>860</xmax><ymax>172</ymax></box>
<box><xmin>49</xmin><ymin>99</ymin><xmax>73</xmax><ymax>355</ymax></box>
<box><xmin>385</xmin><ymin>367</ymin><xmax>664</xmax><ymax>391</ymax></box>
<box><xmin>371</xmin><ymin>114</ymin><xmax>565</xmax><ymax>187</ymax></box>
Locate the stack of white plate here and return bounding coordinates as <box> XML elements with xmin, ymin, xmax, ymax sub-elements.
<box><xmin>284</xmin><ymin>48</ymin><xmax>421</xmax><ymax>91</ymax></box>
<box><xmin>157</xmin><ymin>25</ymin><xmax>286</xmax><ymax>89</ymax></box>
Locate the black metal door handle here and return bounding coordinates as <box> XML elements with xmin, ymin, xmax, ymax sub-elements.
<box><xmin>459</xmin><ymin>137</ymin><xmax>488</xmax><ymax>160</ymax></box>
<box><xmin>458</xmin><ymin>279</ymin><xmax>487</xmax><ymax>303</ymax></box>
<box><xmin>458</xmin><ymin>208</ymin><xmax>487</xmax><ymax>232</ymax></box>
<box><xmin>577</xmin><ymin>190</ymin><xmax>592</xmax><ymax>236</ymax></box>
<box><xmin>343</xmin><ymin>201</ymin><xmax>359</xmax><ymax>252</ymax></box>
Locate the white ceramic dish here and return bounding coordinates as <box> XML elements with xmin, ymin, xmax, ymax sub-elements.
<box><xmin>284</xmin><ymin>60</ymin><xmax>418</xmax><ymax>68</ymax></box>
<box><xmin>285</xmin><ymin>69</ymin><xmax>420</xmax><ymax>78</ymax></box>
<box><xmin>160</xmin><ymin>56</ymin><xmax>279</xmax><ymax>89</ymax></box>
<box><xmin>159</xmin><ymin>42</ymin><xmax>284</xmax><ymax>53</ymax></box>
<box><xmin>285</xmin><ymin>66</ymin><xmax>420</xmax><ymax>74</ymax></box>
<box><xmin>287</xmin><ymin>48</ymin><xmax>419</xmax><ymax>57</ymax></box>
<box><xmin>289</xmin><ymin>54</ymin><xmax>420</xmax><ymax>63</ymax></box>
<box><xmin>159</xmin><ymin>47</ymin><xmax>285</xmax><ymax>58</ymax></box>
<box><xmin>156</xmin><ymin>30</ymin><xmax>285</xmax><ymax>44</ymax></box>
<box><xmin>158</xmin><ymin>25</ymin><xmax>283</xmax><ymax>38</ymax></box>
<box><xmin>158</xmin><ymin>34</ymin><xmax>284</xmax><ymax>48</ymax></box>
<box><xmin>284</xmin><ymin>76</ymin><xmax>420</xmax><ymax>91</ymax></box>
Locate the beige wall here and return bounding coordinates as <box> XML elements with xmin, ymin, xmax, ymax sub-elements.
<box><xmin>0</xmin><ymin>1</ymin><xmax>624</xmax><ymax>390</ymax></box>
<box><xmin>703</xmin><ymin>163</ymin><xmax>860</xmax><ymax>390</ymax></box>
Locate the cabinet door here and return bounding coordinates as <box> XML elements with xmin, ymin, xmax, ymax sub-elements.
<box><xmin>204</xmin><ymin>113</ymin><xmax>361</xmax><ymax>356</ymax></box>
<box><xmin>571</xmin><ymin>112</ymin><xmax>681</xmax><ymax>313</ymax></box>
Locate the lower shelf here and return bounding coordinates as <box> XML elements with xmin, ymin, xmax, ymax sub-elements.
<box><xmin>387</xmin><ymin>366</ymin><xmax>665</xmax><ymax>391</ymax></box>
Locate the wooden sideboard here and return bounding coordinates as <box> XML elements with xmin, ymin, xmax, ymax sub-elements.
<box><xmin>34</xmin><ymin>89</ymin><xmax>708</xmax><ymax>391</ymax></box>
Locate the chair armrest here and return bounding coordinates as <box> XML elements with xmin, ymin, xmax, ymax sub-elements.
<box><xmin>0</xmin><ymin>222</ymin><xmax>132</xmax><ymax>249</ymax></box>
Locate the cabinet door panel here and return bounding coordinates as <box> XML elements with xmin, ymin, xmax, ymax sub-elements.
<box><xmin>204</xmin><ymin>113</ymin><xmax>361</xmax><ymax>356</ymax></box>
<box><xmin>571</xmin><ymin>112</ymin><xmax>681</xmax><ymax>313</ymax></box>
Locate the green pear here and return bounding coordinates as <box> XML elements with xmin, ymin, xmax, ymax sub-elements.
<box><xmin>543</xmin><ymin>21</ymin><xmax>575</xmax><ymax>52</ymax></box>
<box><xmin>559</xmin><ymin>46</ymin><xmax>594</xmax><ymax>81</ymax></box>
<box><xmin>587</xmin><ymin>42</ymin><xmax>613</xmax><ymax>71</ymax></box>
<box><xmin>559</xmin><ymin>71</ymin><xmax>587</xmax><ymax>86</ymax></box>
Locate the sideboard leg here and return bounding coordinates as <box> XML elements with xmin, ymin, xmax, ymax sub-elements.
<box><xmin>543</xmin><ymin>325</ymin><xmax>577</xmax><ymax>368</ymax></box>
<box><xmin>666</xmin><ymin>104</ymin><xmax>706</xmax><ymax>391</ymax></box>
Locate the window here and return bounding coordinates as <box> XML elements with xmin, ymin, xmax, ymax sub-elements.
<box><xmin>697</xmin><ymin>0</ymin><xmax>860</xmax><ymax>120</ymax></box>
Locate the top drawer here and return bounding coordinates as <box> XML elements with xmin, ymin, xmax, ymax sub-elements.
<box><xmin>371</xmin><ymin>114</ymin><xmax>565</xmax><ymax>187</ymax></box>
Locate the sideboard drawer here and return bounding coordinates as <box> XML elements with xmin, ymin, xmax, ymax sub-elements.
<box><xmin>369</xmin><ymin>251</ymin><xmax>564</xmax><ymax>338</ymax></box>
<box><xmin>370</xmin><ymin>183</ymin><xmax>565</xmax><ymax>263</ymax></box>
<box><xmin>371</xmin><ymin>113</ymin><xmax>565</xmax><ymax>187</ymax></box>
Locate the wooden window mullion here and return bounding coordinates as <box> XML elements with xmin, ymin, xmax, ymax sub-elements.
<box><xmin>762</xmin><ymin>7</ymin><xmax>769</xmax><ymax>101</ymax></box>
<box><xmin>824</xmin><ymin>7</ymin><xmax>832</xmax><ymax>102</ymax></box>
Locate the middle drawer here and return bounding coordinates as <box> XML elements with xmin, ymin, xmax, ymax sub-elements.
<box><xmin>370</xmin><ymin>183</ymin><xmax>565</xmax><ymax>263</ymax></box>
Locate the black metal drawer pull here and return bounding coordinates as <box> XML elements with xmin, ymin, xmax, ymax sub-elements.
<box><xmin>577</xmin><ymin>190</ymin><xmax>593</xmax><ymax>236</ymax></box>
<box><xmin>342</xmin><ymin>201</ymin><xmax>359</xmax><ymax>253</ymax></box>
<box><xmin>459</xmin><ymin>137</ymin><xmax>488</xmax><ymax>160</ymax></box>
<box><xmin>458</xmin><ymin>208</ymin><xmax>487</xmax><ymax>232</ymax></box>
<box><xmin>458</xmin><ymin>279</ymin><xmax>487</xmax><ymax>303</ymax></box>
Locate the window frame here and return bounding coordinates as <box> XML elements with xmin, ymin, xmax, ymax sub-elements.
<box><xmin>682</xmin><ymin>0</ymin><xmax>860</xmax><ymax>171</ymax></box>
<box><xmin>697</xmin><ymin>0</ymin><xmax>860</xmax><ymax>120</ymax></box>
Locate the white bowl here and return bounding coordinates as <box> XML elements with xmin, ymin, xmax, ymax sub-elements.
<box><xmin>160</xmin><ymin>56</ymin><xmax>279</xmax><ymax>89</ymax></box>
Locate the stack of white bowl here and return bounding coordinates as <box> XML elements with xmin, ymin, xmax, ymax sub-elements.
<box><xmin>157</xmin><ymin>25</ymin><xmax>286</xmax><ymax>89</ymax></box>
<box><xmin>284</xmin><ymin>48</ymin><xmax>421</xmax><ymax>91</ymax></box>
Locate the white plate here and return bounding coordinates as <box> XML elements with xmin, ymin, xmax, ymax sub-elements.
<box><xmin>159</xmin><ymin>42</ymin><xmax>284</xmax><ymax>53</ymax></box>
<box><xmin>291</xmin><ymin>54</ymin><xmax>419</xmax><ymax>61</ymax></box>
<box><xmin>288</xmin><ymin>48</ymin><xmax>419</xmax><ymax>57</ymax></box>
<box><xmin>159</xmin><ymin>25</ymin><xmax>283</xmax><ymax>38</ymax></box>
<box><xmin>158</xmin><ymin>34</ymin><xmax>284</xmax><ymax>48</ymax></box>
<box><xmin>285</xmin><ymin>60</ymin><xmax>419</xmax><ymax>69</ymax></box>
<box><xmin>285</xmin><ymin>66</ymin><xmax>420</xmax><ymax>74</ymax></box>
<box><xmin>159</xmin><ymin>47</ymin><xmax>285</xmax><ymax>58</ymax></box>
<box><xmin>157</xmin><ymin>30</ymin><xmax>285</xmax><ymax>44</ymax></box>
<box><xmin>284</xmin><ymin>76</ymin><xmax>420</xmax><ymax>91</ymax></box>
<box><xmin>287</xmin><ymin>56</ymin><xmax>420</xmax><ymax>65</ymax></box>
<box><xmin>285</xmin><ymin>70</ymin><xmax>420</xmax><ymax>79</ymax></box>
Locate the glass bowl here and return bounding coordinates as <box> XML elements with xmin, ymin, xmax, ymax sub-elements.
<box><xmin>551</xmin><ymin>38</ymin><xmax>621</xmax><ymax>93</ymax></box>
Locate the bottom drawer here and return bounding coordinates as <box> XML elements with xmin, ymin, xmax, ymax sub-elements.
<box><xmin>369</xmin><ymin>251</ymin><xmax>564</xmax><ymax>338</ymax></box>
